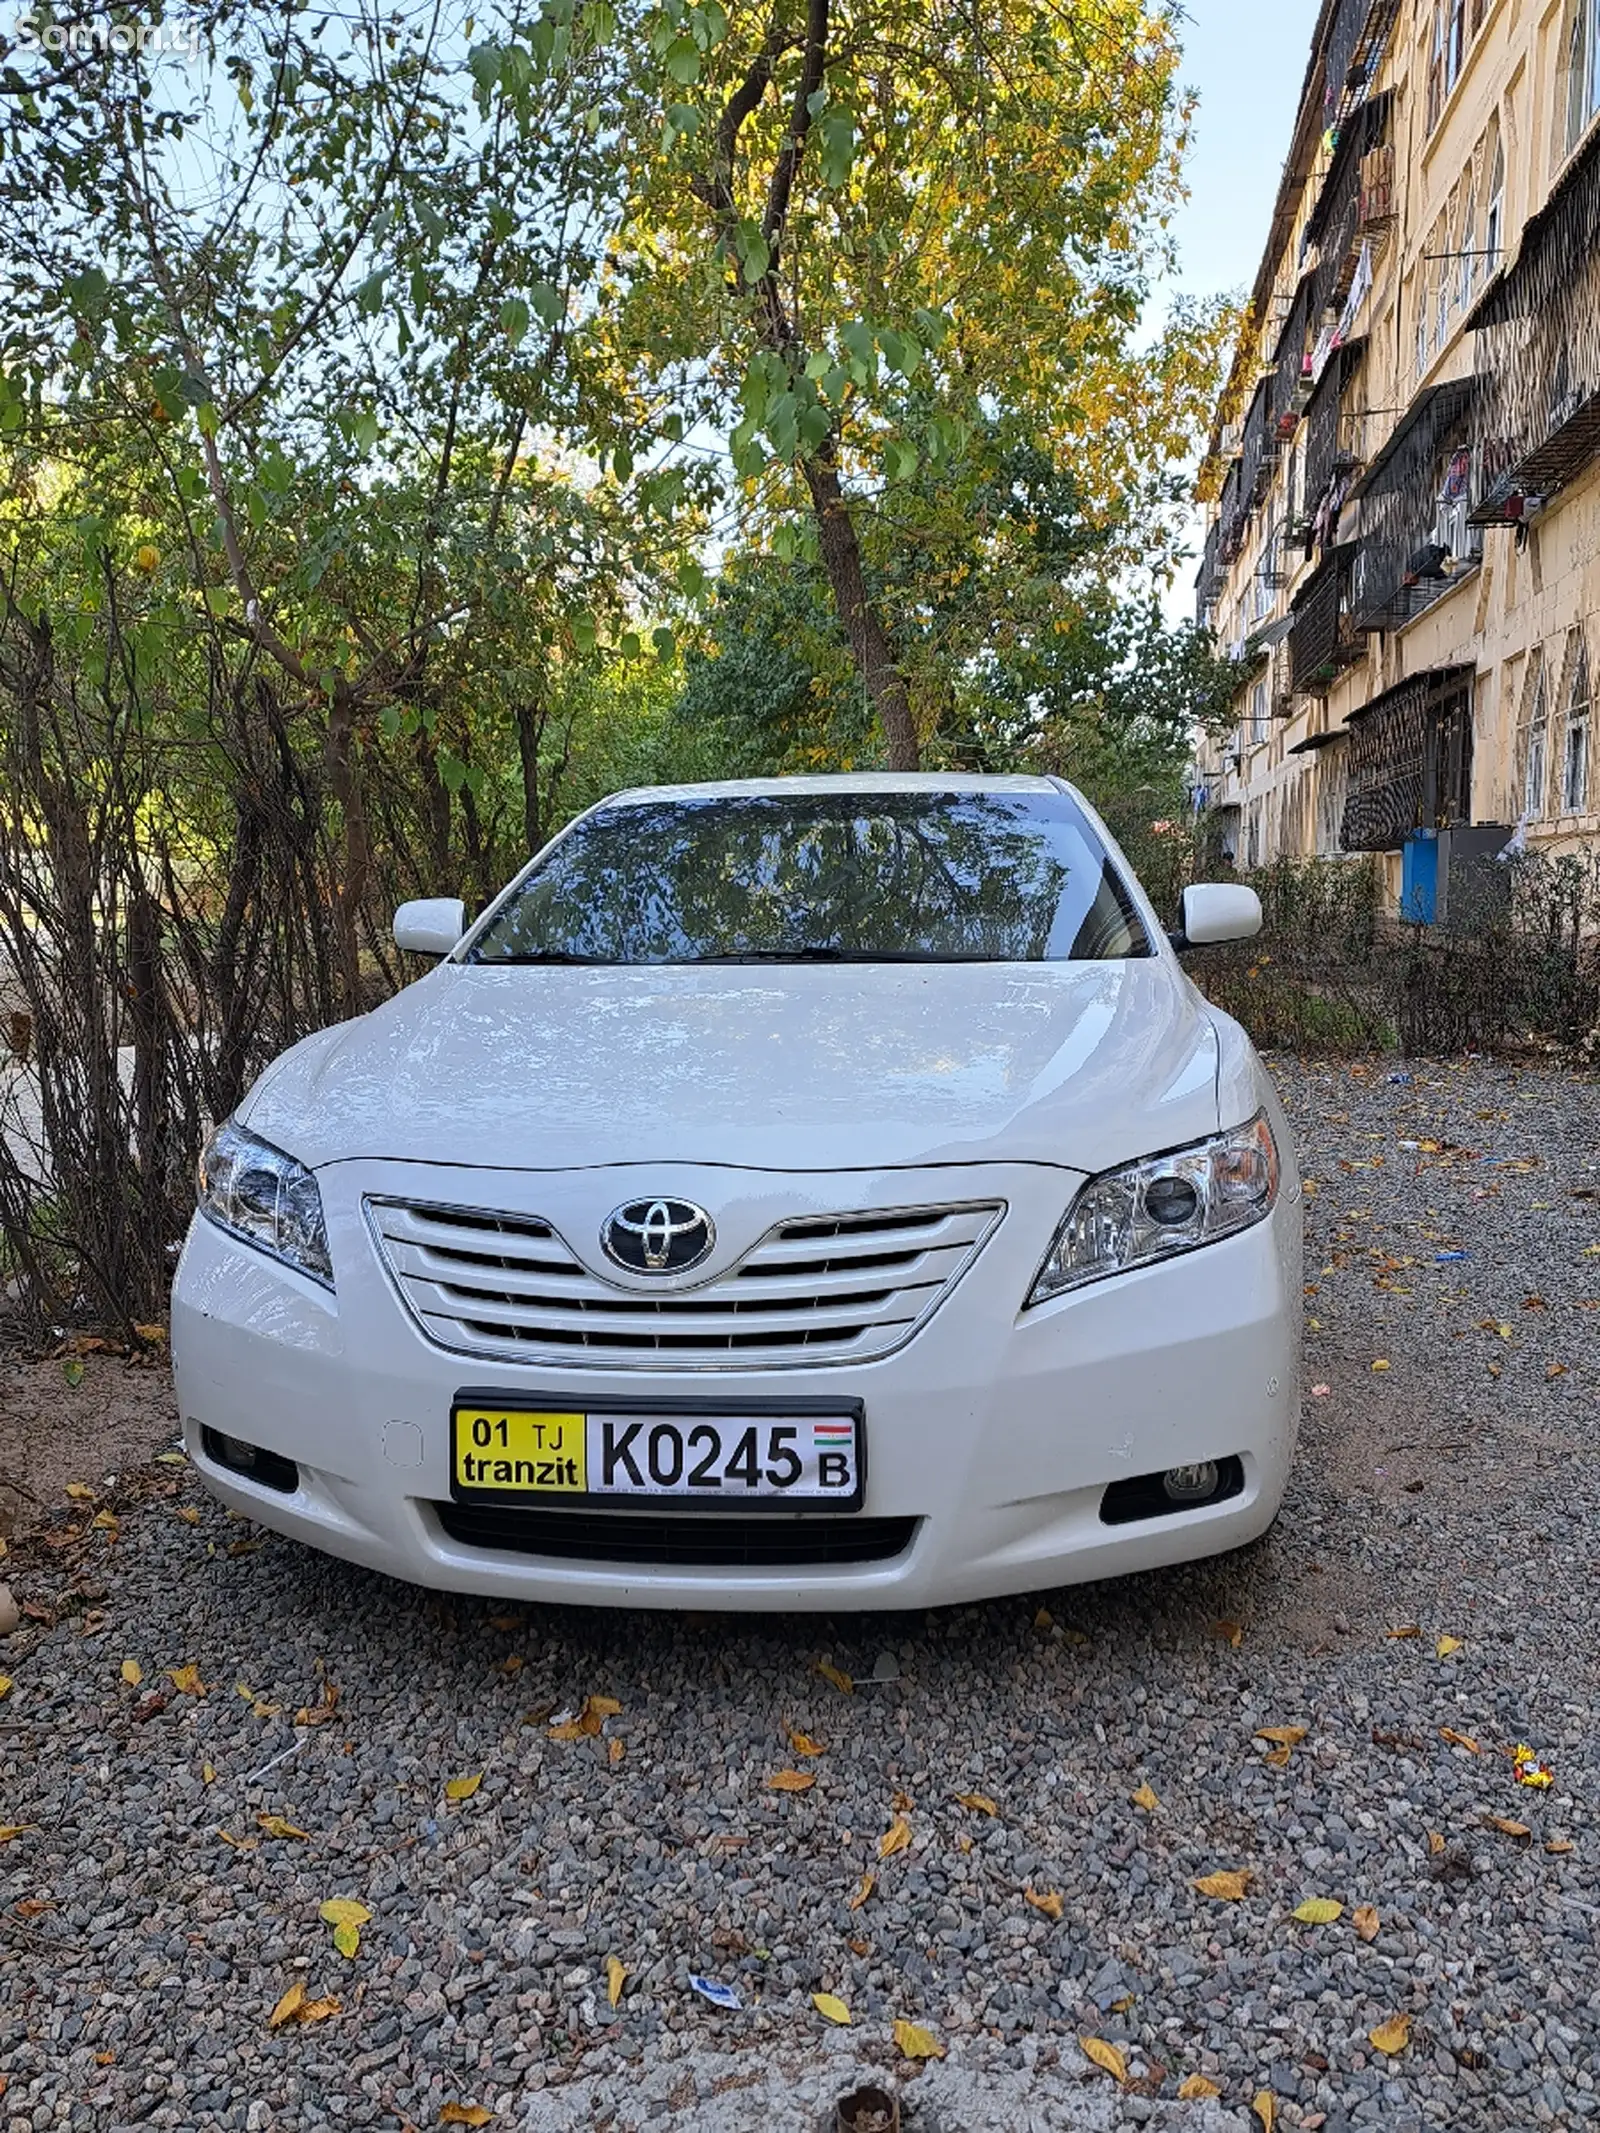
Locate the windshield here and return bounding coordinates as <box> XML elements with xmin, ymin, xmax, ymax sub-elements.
<box><xmin>469</xmin><ymin>788</ymin><xmax>1152</xmax><ymax>966</ymax></box>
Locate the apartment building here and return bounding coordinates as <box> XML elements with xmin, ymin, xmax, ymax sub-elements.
<box><xmin>1193</xmin><ymin>0</ymin><xmax>1600</xmax><ymax>917</ymax></box>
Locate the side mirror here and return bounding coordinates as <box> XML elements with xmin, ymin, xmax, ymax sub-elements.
<box><xmin>394</xmin><ymin>897</ymin><xmax>466</xmax><ymax>958</ymax></box>
<box><xmin>1172</xmin><ymin>883</ymin><xmax>1263</xmax><ymax>951</ymax></box>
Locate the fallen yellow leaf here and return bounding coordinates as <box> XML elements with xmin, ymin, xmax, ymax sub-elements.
<box><xmin>608</xmin><ymin>1736</ymin><xmax>625</xmax><ymax>1767</ymax></box>
<box><xmin>847</xmin><ymin>1871</ymin><xmax>875</xmax><ymax>1910</ymax></box>
<box><xmin>812</xmin><ymin>1991</ymin><xmax>851</xmax><ymax>2025</ymax></box>
<box><xmin>299</xmin><ymin>1995</ymin><xmax>340</xmax><ymax>2024</ymax></box>
<box><xmin>444</xmin><ymin>1772</ymin><xmax>482</xmax><ymax>1801</ymax></box>
<box><xmin>1354</xmin><ymin>1904</ymin><xmax>1380</xmax><ymax>1941</ymax></box>
<box><xmin>1547</xmin><ymin>1838</ymin><xmax>1576</xmax><ymax>1856</ymax></box>
<box><xmin>1427</xmin><ymin>1829</ymin><xmax>1446</xmax><ymax>1855</ymax></box>
<box><xmin>1193</xmin><ymin>1869</ymin><xmax>1252</xmax><ymax>1901</ymax></box>
<box><xmin>815</xmin><ymin>1659</ymin><xmax>854</xmax><ymax>1694</ymax></box>
<box><xmin>439</xmin><ymin>2106</ymin><xmax>493</xmax><ymax>2128</ymax></box>
<box><xmin>332</xmin><ymin>1921</ymin><xmax>360</xmax><ymax>1959</ymax></box>
<box><xmin>1439</xmin><ymin>1728</ymin><xmax>1480</xmax><ymax>1753</ymax></box>
<box><xmin>174</xmin><ymin>1506</ymin><xmax>201</xmax><ymax>1525</ymax></box>
<box><xmin>1293</xmin><ymin>1898</ymin><xmax>1343</xmax><ymax>1925</ymax></box>
<box><xmin>1178</xmin><ymin>2073</ymin><xmax>1221</xmax><ymax>2099</ymax></box>
<box><xmin>606</xmin><ymin>1955</ymin><xmax>626</xmax><ymax>2008</ymax></box>
<box><xmin>1371</xmin><ymin>1359</ymin><xmax>1390</xmax><ymax>1373</ymax></box>
<box><xmin>891</xmin><ymin>2018</ymin><xmax>944</xmax><ymax>2061</ymax></box>
<box><xmin>0</xmin><ymin>1825</ymin><xmax>37</xmax><ymax>1843</ymax></box>
<box><xmin>168</xmin><ymin>1664</ymin><xmax>205</xmax><ymax>1696</ymax></box>
<box><xmin>549</xmin><ymin>1694</ymin><xmax>622</xmax><ymax>1739</ymax></box>
<box><xmin>135</xmin><ymin>1323</ymin><xmax>168</xmax><ymax>1342</ymax></box>
<box><xmin>92</xmin><ymin>1509</ymin><xmax>118</xmax><ymax>1532</ymax></box>
<box><xmin>268</xmin><ymin>1980</ymin><xmax>306</xmax><ymax>2029</ymax></box>
<box><xmin>218</xmin><ymin>1830</ymin><xmax>258</xmax><ymax>1851</ymax></box>
<box><xmin>1212</xmin><ymin>1619</ymin><xmax>1244</xmax><ymax>1647</ymax></box>
<box><xmin>767</xmin><ymin>1769</ymin><xmax>815</xmax><ymax>1793</ymax></box>
<box><xmin>1436</xmin><ymin>1635</ymin><xmax>1464</xmax><ymax>1659</ymax></box>
<box><xmin>878</xmin><ymin>1814</ymin><xmax>912</xmax><ymax>1860</ymax></box>
<box><xmin>120</xmin><ymin>1659</ymin><xmax>143</xmax><ymax>1687</ymax></box>
<box><xmin>1024</xmin><ymin>1885</ymin><xmax>1064</xmax><ymax>1921</ymax></box>
<box><xmin>65</xmin><ymin>1481</ymin><xmax>95</xmax><ymax>1499</ymax></box>
<box><xmin>257</xmin><ymin>1815</ymin><xmax>309</xmax><ymax>1841</ymax></box>
<box><xmin>201</xmin><ymin>1764</ymin><xmax>217</xmax><ymax>1786</ymax></box>
<box><xmin>1253</xmin><ymin>2092</ymin><xmax>1277</xmax><ymax>2131</ymax></box>
<box><xmin>1079</xmin><ymin>2035</ymin><xmax>1127</xmax><ymax>2084</ymax></box>
<box><xmin>1255</xmin><ymin>1726</ymin><xmax>1307</xmax><ymax>1748</ymax></box>
<box><xmin>1131</xmin><ymin>1782</ymin><xmax>1161</xmax><ymax>1812</ymax></box>
<box><xmin>787</xmin><ymin>1728</ymin><xmax>827</xmax><ymax>1757</ymax></box>
<box><xmin>953</xmin><ymin>1792</ymin><xmax>997</xmax><ymax>1816</ymax></box>
<box><xmin>1385</xmin><ymin>1624</ymin><xmax>1420</xmax><ymax>1639</ymax></box>
<box><xmin>318</xmin><ymin>1898</ymin><xmax>372</xmax><ymax>1929</ymax></box>
<box><xmin>1369</xmin><ymin>2014</ymin><xmax>1411</xmax><ymax>2056</ymax></box>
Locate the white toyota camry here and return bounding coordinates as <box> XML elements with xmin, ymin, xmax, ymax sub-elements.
<box><xmin>171</xmin><ymin>773</ymin><xmax>1302</xmax><ymax>1610</ymax></box>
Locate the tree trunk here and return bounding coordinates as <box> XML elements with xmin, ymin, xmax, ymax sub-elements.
<box><xmin>325</xmin><ymin>690</ymin><xmax>369</xmax><ymax>1013</ymax></box>
<box><xmin>513</xmin><ymin>694</ymin><xmax>546</xmax><ymax>857</ymax></box>
<box><xmin>802</xmin><ymin>445</ymin><xmax>919</xmax><ymax>769</ymax></box>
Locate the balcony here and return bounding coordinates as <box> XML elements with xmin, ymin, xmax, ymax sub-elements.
<box><xmin>1324</xmin><ymin>0</ymin><xmax>1403</xmax><ymax>128</ymax></box>
<box><xmin>1469</xmin><ymin>125</ymin><xmax>1600</xmax><ymax>526</ymax></box>
<box><xmin>1347</xmin><ymin>380</ymin><xmax>1480</xmax><ymax>632</ymax></box>
<box><xmin>1289</xmin><ymin>545</ymin><xmax>1364</xmax><ymax>695</ymax></box>
<box><xmin>1195</xmin><ymin>520</ymin><xmax>1223</xmax><ymax>630</ymax></box>
<box><xmin>1339</xmin><ymin>667</ymin><xmax>1475</xmax><ymax>854</ymax></box>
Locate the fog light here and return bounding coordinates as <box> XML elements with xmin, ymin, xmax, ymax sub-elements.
<box><xmin>200</xmin><ymin>1425</ymin><xmax>299</xmax><ymax>1495</ymax></box>
<box><xmin>1162</xmin><ymin>1461</ymin><xmax>1220</xmax><ymax>1503</ymax></box>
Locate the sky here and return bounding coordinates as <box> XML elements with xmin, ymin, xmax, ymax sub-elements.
<box><xmin>1167</xmin><ymin>0</ymin><xmax>1325</xmax><ymax>307</ymax></box>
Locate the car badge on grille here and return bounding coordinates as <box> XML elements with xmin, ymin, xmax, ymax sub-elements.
<box><xmin>602</xmin><ymin>1197</ymin><xmax>715</xmax><ymax>1274</ymax></box>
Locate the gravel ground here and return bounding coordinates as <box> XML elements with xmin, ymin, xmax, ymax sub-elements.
<box><xmin>2</xmin><ymin>1055</ymin><xmax>1598</xmax><ymax>2133</ymax></box>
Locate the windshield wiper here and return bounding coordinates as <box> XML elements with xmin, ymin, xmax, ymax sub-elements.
<box><xmin>472</xmin><ymin>951</ymin><xmax>617</xmax><ymax>966</ymax></box>
<box><xmin>679</xmin><ymin>947</ymin><xmax>995</xmax><ymax>964</ymax></box>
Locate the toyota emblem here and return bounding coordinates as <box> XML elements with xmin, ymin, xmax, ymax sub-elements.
<box><xmin>602</xmin><ymin>1197</ymin><xmax>715</xmax><ymax>1274</ymax></box>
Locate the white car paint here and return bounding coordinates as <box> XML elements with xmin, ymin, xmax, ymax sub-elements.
<box><xmin>171</xmin><ymin>773</ymin><xmax>1301</xmax><ymax>1609</ymax></box>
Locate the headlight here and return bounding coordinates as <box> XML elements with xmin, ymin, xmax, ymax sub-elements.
<box><xmin>198</xmin><ymin>1119</ymin><xmax>334</xmax><ymax>1288</ymax></box>
<box><xmin>1027</xmin><ymin>1111</ymin><xmax>1279</xmax><ymax>1304</ymax></box>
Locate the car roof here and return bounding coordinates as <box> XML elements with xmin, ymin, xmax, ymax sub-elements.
<box><xmin>597</xmin><ymin>772</ymin><xmax>1068</xmax><ymax>806</ymax></box>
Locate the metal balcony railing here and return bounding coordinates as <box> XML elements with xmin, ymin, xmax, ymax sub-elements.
<box><xmin>1347</xmin><ymin>380</ymin><xmax>1479</xmax><ymax>633</ymax></box>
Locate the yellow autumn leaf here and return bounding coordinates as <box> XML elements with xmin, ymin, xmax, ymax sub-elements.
<box><xmin>1212</xmin><ymin>1619</ymin><xmax>1244</xmax><ymax>1647</ymax></box>
<box><xmin>1079</xmin><ymin>2035</ymin><xmax>1127</xmax><ymax>2084</ymax></box>
<box><xmin>1385</xmin><ymin>1624</ymin><xmax>1420</xmax><ymax>1639</ymax></box>
<box><xmin>1255</xmin><ymin>1726</ymin><xmax>1307</xmax><ymax>1748</ymax></box>
<box><xmin>1178</xmin><ymin>2073</ymin><xmax>1221</xmax><ymax>2099</ymax></box>
<box><xmin>175</xmin><ymin>1506</ymin><xmax>201</xmax><ymax>1525</ymax></box>
<box><xmin>1193</xmin><ymin>1869</ymin><xmax>1253</xmax><ymax>1901</ymax></box>
<box><xmin>440</xmin><ymin>2105</ymin><xmax>494</xmax><ymax>2127</ymax></box>
<box><xmin>268</xmin><ymin>1980</ymin><xmax>306</xmax><ymax>2029</ymax></box>
<box><xmin>0</xmin><ymin>1824</ymin><xmax>37</xmax><ymax>1843</ymax></box>
<box><xmin>299</xmin><ymin>1995</ymin><xmax>340</xmax><ymax>2024</ymax></box>
<box><xmin>92</xmin><ymin>1508</ymin><xmax>118</xmax><ymax>1532</ymax></box>
<box><xmin>953</xmin><ymin>1792</ymin><xmax>997</xmax><ymax>1816</ymax></box>
<box><xmin>588</xmin><ymin>1695</ymin><xmax>622</xmax><ymax>1720</ymax></box>
<box><xmin>1369</xmin><ymin>2014</ymin><xmax>1412</xmax><ymax>2056</ymax></box>
<box><xmin>878</xmin><ymin>1814</ymin><xmax>912</xmax><ymax>1860</ymax></box>
<box><xmin>787</xmin><ymin>1728</ymin><xmax>827</xmax><ymax>1757</ymax></box>
<box><xmin>318</xmin><ymin>1899</ymin><xmax>372</xmax><ymax>1929</ymax></box>
<box><xmin>1427</xmin><ymin>1829</ymin><xmax>1446</xmax><ymax>1854</ymax></box>
<box><xmin>815</xmin><ymin>1659</ymin><xmax>854</xmax><ymax>1694</ymax></box>
<box><xmin>1371</xmin><ymin>1358</ymin><xmax>1390</xmax><ymax>1373</ymax></box>
<box><xmin>812</xmin><ymin>1992</ymin><xmax>851</xmax><ymax>2025</ymax></box>
<box><xmin>1439</xmin><ymin>1727</ymin><xmax>1479</xmax><ymax>1753</ymax></box>
<box><xmin>333</xmin><ymin>1921</ymin><xmax>360</xmax><ymax>1959</ymax></box>
<box><xmin>767</xmin><ymin>1769</ymin><xmax>815</xmax><ymax>1793</ymax></box>
<box><xmin>202</xmin><ymin>1764</ymin><xmax>217</xmax><ymax>1786</ymax></box>
<box><xmin>1293</xmin><ymin>1898</ymin><xmax>1343</xmax><ymax>1925</ymax></box>
<box><xmin>1547</xmin><ymin>1838</ymin><xmax>1576</xmax><ymax>1856</ymax></box>
<box><xmin>606</xmin><ymin>1955</ymin><xmax>626</xmax><ymax>2008</ymax></box>
<box><xmin>65</xmin><ymin>1481</ymin><xmax>95</xmax><ymax>1499</ymax></box>
<box><xmin>168</xmin><ymin>1664</ymin><xmax>205</xmax><ymax>1695</ymax></box>
<box><xmin>847</xmin><ymin>1871</ymin><xmax>875</xmax><ymax>1910</ymax></box>
<box><xmin>257</xmin><ymin>1815</ymin><xmax>309</xmax><ymax>1840</ymax></box>
<box><xmin>1131</xmin><ymin>1782</ymin><xmax>1160</xmax><ymax>1812</ymax></box>
<box><xmin>445</xmin><ymin>1772</ymin><xmax>482</xmax><ymax>1801</ymax></box>
<box><xmin>608</xmin><ymin>1736</ymin><xmax>625</xmax><ymax>1767</ymax></box>
<box><xmin>891</xmin><ymin>2018</ymin><xmax>944</xmax><ymax>2061</ymax></box>
<box><xmin>1254</xmin><ymin>2091</ymin><xmax>1277</xmax><ymax>2131</ymax></box>
<box><xmin>135</xmin><ymin>1322</ymin><xmax>168</xmax><ymax>1342</ymax></box>
<box><xmin>1436</xmin><ymin>1635</ymin><xmax>1464</xmax><ymax>1658</ymax></box>
<box><xmin>1354</xmin><ymin>1904</ymin><xmax>1380</xmax><ymax>1941</ymax></box>
<box><xmin>1024</xmin><ymin>1885</ymin><xmax>1064</xmax><ymax>1921</ymax></box>
<box><xmin>121</xmin><ymin>1659</ymin><xmax>143</xmax><ymax>1686</ymax></box>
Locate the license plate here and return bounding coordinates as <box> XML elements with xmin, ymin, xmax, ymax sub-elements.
<box><xmin>450</xmin><ymin>1400</ymin><xmax>864</xmax><ymax>1509</ymax></box>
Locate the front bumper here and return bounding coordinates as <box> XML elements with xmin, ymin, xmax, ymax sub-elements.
<box><xmin>170</xmin><ymin>1152</ymin><xmax>1302</xmax><ymax>1612</ymax></box>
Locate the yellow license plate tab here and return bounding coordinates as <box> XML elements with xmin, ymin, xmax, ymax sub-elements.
<box><xmin>453</xmin><ymin>1407</ymin><xmax>586</xmax><ymax>1494</ymax></box>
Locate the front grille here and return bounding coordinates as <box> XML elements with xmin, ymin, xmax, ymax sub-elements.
<box><xmin>367</xmin><ymin>1196</ymin><xmax>1002</xmax><ymax>1370</ymax></box>
<box><xmin>434</xmin><ymin>1503</ymin><xmax>919</xmax><ymax>1568</ymax></box>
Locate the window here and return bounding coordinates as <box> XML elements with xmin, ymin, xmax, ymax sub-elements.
<box><xmin>1249</xmin><ymin>677</ymin><xmax>1270</xmax><ymax>744</ymax></box>
<box><xmin>1415</xmin><ymin>269</ymin><xmax>1433</xmax><ymax>377</ymax></box>
<box><xmin>1561</xmin><ymin>634</ymin><xmax>1592</xmax><ymax>812</ymax></box>
<box><xmin>1448</xmin><ymin>0</ymin><xmax>1467</xmax><ymax>89</ymax></box>
<box><xmin>1565</xmin><ymin>0</ymin><xmax>1600</xmax><ymax>155</ymax></box>
<box><xmin>1427</xmin><ymin>4</ymin><xmax>1447</xmax><ymax>132</ymax></box>
<box><xmin>1435</xmin><ymin>215</ymin><xmax>1452</xmax><ymax>348</ymax></box>
<box><xmin>1484</xmin><ymin>128</ymin><xmax>1505</xmax><ymax>272</ymax></box>
<box><xmin>469</xmin><ymin>788</ymin><xmax>1154</xmax><ymax>965</ymax></box>
<box><xmin>1459</xmin><ymin>185</ymin><xmax>1478</xmax><ymax>310</ymax></box>
<box><xmin>1517</xmin><ymin>650</ymin><xmax>1548</xmax><ymax>818</ymax></box>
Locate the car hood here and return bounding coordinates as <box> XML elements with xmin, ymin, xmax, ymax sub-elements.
<box><xmin>242</xmin><ymin>961</ymin><xmax>1221</xmax><ymax>1177</ymax></box>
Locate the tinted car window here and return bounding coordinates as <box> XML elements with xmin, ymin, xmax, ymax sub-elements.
<box><xmin>470</xmin><ymin>789</ymin><xmax>1151</xmax><ymax>966</ymax></box>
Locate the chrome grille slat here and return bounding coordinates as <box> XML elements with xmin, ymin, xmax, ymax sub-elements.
<box><xmin>366</xmin><ymin>1194</ymin><xmax>1003</xmax><ymax>1371</ymax></box>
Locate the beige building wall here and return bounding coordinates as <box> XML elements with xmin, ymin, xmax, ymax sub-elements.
<box><xmin>1194</xmin><ymin>0</ymin><xmax>1600</xmax><ymax>903</ymax></box>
